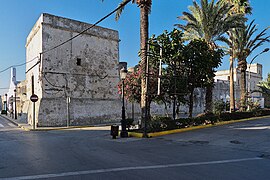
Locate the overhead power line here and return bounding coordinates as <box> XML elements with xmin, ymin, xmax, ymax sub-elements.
<box><xmin>0</xmin><ymin>0</ymin><xmax>131</xmax><ymax>75</ymax></box>
<box><xmin>0</xmin><ymin>56</ymin><xmax>39</xmax><ymax>74</ymax></box>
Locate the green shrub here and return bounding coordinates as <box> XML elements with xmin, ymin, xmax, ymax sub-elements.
<box><xmin>136</xmin><ymin>109</ymin><xmax>270</xmax><ymax>133</ymax></box>
<box><xmin>1</xmin><ymin>110</ymin><xmax>6</xmax><ymax>114</ymax></box>
<box><xmin>213</xmin><ymin>100</ymin><xmax>226</xmax><ymax>115</ymax></box>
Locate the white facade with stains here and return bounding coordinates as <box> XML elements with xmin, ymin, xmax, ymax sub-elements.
<box><xmin>23</xmin><ymin>13</ymin><xmax>121</xmax><ymax>126</ymax></box>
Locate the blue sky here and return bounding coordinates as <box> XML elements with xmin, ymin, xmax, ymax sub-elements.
<box><xmin>0</xmin><ymin>0</ymin><xmax>269</xmax><ymax>95</ymax></box>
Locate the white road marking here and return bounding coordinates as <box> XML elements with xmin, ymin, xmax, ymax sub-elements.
<box><xmin>8</xmin><ymin>123</ymin><xmax>16</xmax><ymax>127</ymax></box>
<box><xmin>0</xmin><ymin>123</ymin><xmax>4</xmax><ymax>128</ymax></box>
<box><xmin>237</xmin><ymin>126</ymin><xmax>270</xmax><ymax>130</ymax></box>
<box><xmin>1</xmin><ymin>157</ymin><xmax>263</xmax><ymax>180</ymax></box>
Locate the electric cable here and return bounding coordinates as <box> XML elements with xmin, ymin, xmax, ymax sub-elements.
<box><xmin>1</xmin><ymin>0</ymin><xmax>131</xmax><ymax>75</ymax></box>
<box><xmin>0</xmin><ymin>56</ymin><xmax>39</xmax><ymax>74</ymax></box>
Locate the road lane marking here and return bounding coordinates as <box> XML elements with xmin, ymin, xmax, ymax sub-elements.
<box><xmin>8</xmin><ymin>123</ymin><xmax>16</xmax><ymax>127</ymax></box>
<box><xmin>0</xmin><ymin>123</ymin><xmax>4</xmax><ymax>128</ymax></box>
<box><xmin>0</xmin><ymin>157</ymin><xmax>263</xmax><ymax>180</ymax></box>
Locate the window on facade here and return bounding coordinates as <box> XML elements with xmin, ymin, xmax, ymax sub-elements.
<box><xmin>228</xmin><ymin>76</ymin><xmax>230</xmax><ymax>81</ymax></box>
<box><xmin>76</xmin><ymin>58</ymin><xmax>81</xmax><ymax>66</ymax></box>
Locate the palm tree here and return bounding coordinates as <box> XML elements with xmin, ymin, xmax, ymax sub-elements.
<box><xmin>233</xmin><ymin>20</ymin><xmax>270</xmax><ymax>110</ymax></box>
<box><xmin>254</xmin><ymin>74</ymin><xmax>270</xmax><ymax>98</ymax></box>
<box><xmin>219</xmin><ymin>0</ymin><xmax>252</xmax><ymax>112</ymax></box>
<box><xmin>102</xmin><ymin>0</ymin><xmax>152</xmax><ymax>136</ymax></box>
<box><xmin>176</xmin><ymin>0</ymin><xmax>245</xmax><ymax>113</ymax></box>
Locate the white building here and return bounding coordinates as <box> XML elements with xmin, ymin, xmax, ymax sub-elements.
<box><xmin>214</xmin><ymin>63</ymin><xmax>263</xmax><ymax>108</ymax></box>
<box><xmin>2</xmin><ymin>68</ymin><xmax>20</xmax><ymax>115</ymax></box>
<box><xmin>18</xmin><ymin>13</ymin><xmax>122</xmax><ymax>127</ymax></box>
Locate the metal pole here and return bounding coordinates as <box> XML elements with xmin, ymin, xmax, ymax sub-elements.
<box><xmin>33</xmin><ymin>102</ymin><xmax>35</xmax><ymax>130</ymax></box>
<box><xmin>14</xmin><ymin>90</ymin><xmax>17</xmax><ymax>120</ymax></box>
<box><xmin>173</xmin><ymin>61</ymin><xmax>176</xmax><ymax>120</ymax></box>
<box><xmin>66</xmin><ymin>95</ymin><xmax>70</xmax><ymax>128</ymax></box>
<box><xmin>157</xmin><ymin>47</ymin><xmax>162</xmax><ymax>95</ymax></box>
<box><xmin>31</xmin><ymin>75</ymin><xmax>35</xmax><ymax>129</ymax></box>
<box><xmin>5</xmin><ymin>94</ymin><xmax>7</xmax><ymax>115</ymax></box>
<box><xmin>121</xmin><ymin>80</ymin><xmax>128</xmax><ymax>137</ymax></box>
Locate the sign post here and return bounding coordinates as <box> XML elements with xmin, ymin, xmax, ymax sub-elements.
<box><xmin>30</xmin><ymin>94</ymin><xmax>38</xmax><ymax>130</ymax></box>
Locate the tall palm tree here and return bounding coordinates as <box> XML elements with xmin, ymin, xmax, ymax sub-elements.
<box><xmin>176</xmin><ymin>0</ymin><xmax>245</xmax><ymax>113</ymax></box>
<box><xmin>219</xmin><ymin>0</ymin><xmax>252</xmax><ymax>112</ymax></box>
<box><xmin>233</xmin><ymin>20</ymin><xmax>270</xmax><ymax>110</ymax></box>
<box><xmin>102</xmin><ymin>0</ymin><xmax>152</xmax><ymax>135</ymax></box>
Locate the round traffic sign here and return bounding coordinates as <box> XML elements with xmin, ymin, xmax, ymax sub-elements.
<box><xmin>30</xmin><ymin>94</ymin><xmax>39</xmax><ymax>102</ymax></box>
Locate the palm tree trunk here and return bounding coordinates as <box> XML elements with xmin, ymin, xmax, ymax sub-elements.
<box><xmin>229</xmin><ymin>56</ymin><xmax>235</xmax><ymax>112</ymax></box>
<box><xmin>240</xmin><ymin>69</ymin><xmax>247</xmax><ymax>111</ymax></box>
<box><xmin>139</xmin><ymin>3</ymin><xmax>149</xmax><ymax>136</ymax></box>
<box><xmin>238</xmin><ymin>58</ymin><xmax>248</xmax><ymax>111</ymax></box>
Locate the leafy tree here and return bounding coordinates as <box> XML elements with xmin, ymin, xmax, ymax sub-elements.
<box><xmin>233</xmin><ymin>20</ymin><xmax>270</xmax><ymax>110</ymax></box>
<box><xmin>119</xmin><ymin>29</ymin><xmax>188</xmax><ymax>116</ymax></box>
<box><xmin>183</xmin><ymin>39</ymin><xmax>223</xmax><ymax>117</ymax></box>
<box><xmin>176</xmin><ymin>0</ymin><xmax>245</xmax><ymax>112</ymax></box>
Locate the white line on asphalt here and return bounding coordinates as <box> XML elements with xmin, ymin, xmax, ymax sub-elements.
<box><xmin>0</xmin><ymin>123</ymin><xmax>4</xmax><ymax>128</ymax></box>
<box><xmin>8</xmin><ymin>123</ymin><xmax>16</xmax><ymax>127</ymax></box>
<box><xmin>0</xmin><ymin>157</ymin><xmax>263</xmax><ymax>180</ymax></box>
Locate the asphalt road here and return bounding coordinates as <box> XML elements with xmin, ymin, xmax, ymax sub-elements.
<box><xmin>0</xmin><ymin>115</ymin><xmax>270</xmax><ymax>180</ymax></box>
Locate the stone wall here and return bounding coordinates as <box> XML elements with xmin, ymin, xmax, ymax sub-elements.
<box><xmin>25</xmin><ymin>13</ymin><xmax>122</xmax><ymax>127</ymax></box>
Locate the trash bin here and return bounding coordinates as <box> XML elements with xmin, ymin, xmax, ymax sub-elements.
<box><xmin>111</xmin><ymin>125</ymin><xmax>119</xmax><ymax>139</ymax></box>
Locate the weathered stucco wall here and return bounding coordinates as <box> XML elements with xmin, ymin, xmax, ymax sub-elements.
<box><xmin>25</xmin><ymin>14</ymin><xmax>43</xmax><ymax>126</ymax></box>
<box><xmin>25</xmin><ymin>13</ymin><xmax>122</xmax><ymax>127</ymax></box>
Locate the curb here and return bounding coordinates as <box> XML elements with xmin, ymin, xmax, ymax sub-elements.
<box><xmin>0</xmin><ymin>114</ymin><xmax>119</xmax><ymax>131</ymax></box>
<box><xmin>128</xmin><ymin>115</ymin><xmax>270</xmax><ymax>138</ymax></box>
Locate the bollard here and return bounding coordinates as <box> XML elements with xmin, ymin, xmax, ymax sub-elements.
<box><xmin>111</xmin><ymin>125</ymin><xmax>119</xmax><ymax>139</ymax></box>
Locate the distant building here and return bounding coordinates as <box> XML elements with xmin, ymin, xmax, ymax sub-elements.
<box><xmin>214</xmin><ymin>63</ymin><xmax>263</xmax><ymax>108</ymax></box>
<box><xmin>18</xmin><ymin>13</ymin><xmax>121</xmax><ymax>126</ymax></box>
<box><xmin>0</xmin><ymin>68</ymin><xmax>20</xmax><ymax>116</ymax></box>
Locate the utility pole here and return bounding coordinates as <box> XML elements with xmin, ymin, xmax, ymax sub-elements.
<box><xmin>65</xmin><ymin>75</ymin><xmax>70</xmax><ymax>127</ymax></box>
<box><xmin>31</xmin><ymin>75</ymin><xmax>35</xmax><ymax>130</ymax></box>
<box><xmin>157</xmin><ymin>47</ymin><xmax>162</xmax><ymax>95</ymax></box>
<box><xmin>14</xmin><ymin>89</ymin><xmax>17</xmax><ymax>119</ymax></box>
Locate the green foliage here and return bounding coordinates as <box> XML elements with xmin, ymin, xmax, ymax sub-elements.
<box><xmin>247</xmin><ymin>100</ymin><xmax>261</xmax><ymax>112</ymax></box>
<box><xmin>119</xmin><ymin>29</ymin><xmax>224</xmax><ymax>118</ymax></box>
<box><xmin>219</xmin><ymin>0</ymin><xmax>252</xmax><ymax>15</ymax></box>
<box><xmin>254</xmin><ymin>73</ymin><xmax>270</xmax><ymax>97</ymax></box>
<box><xmin>213</xmin><ymin>100</ymin><xmax>226</xmax><ymax>115</ymax></box>
<box><xmin>176</xmin><ymin>0</ymin><xmax>246</xmax><ymax>45</ymax></box>
<box><xmin>140</xmin><ymin>109</ymin><xmax>270</xmax><ymax>133</ymax></box>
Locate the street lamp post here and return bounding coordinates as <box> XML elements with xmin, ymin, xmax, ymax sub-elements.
<box><xmin>248</xmin><ymin>48</ymin><xmax>269</xmax><ymax>96</ymax></box>
<box><xmin>120</xmin><ymin>68</ymin><xmax>128</xmax><ymax>138</ymax></box>
<box><xmin>14</xmin><ymin>89</ymin><xmax>17</xmax><ymax>119</ymax></box>
<box><xmin>4</xmin><ymin>94</ymin><xmax>7</xmax><ymax>115</ymax></box>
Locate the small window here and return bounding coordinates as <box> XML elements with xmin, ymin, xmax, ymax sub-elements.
<box><xmin>227</xmin><ymin>76</ymin><xmax>230</xmax><ymax>81</ymax></box>
<box><xmin>76</xmin><ymin>58</ymin><xmax>81</xmax><ymax>66</ymax></box>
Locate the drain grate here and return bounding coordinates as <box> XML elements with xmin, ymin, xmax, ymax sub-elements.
<box><xmin>188</xmin><ymin>140</ymin><xmax>209</xmax><ymax>145</ymax></box>
<box><xmin>230</xmin><ymin>140</ymin><xmax>243</xmax><ymax>144</ymax></box>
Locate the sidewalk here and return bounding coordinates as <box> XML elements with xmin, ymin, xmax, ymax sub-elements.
<box><xmin>0</xmin><ymin>114</ymin><xmax>118</xmax><ymax>131</ymax></box>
